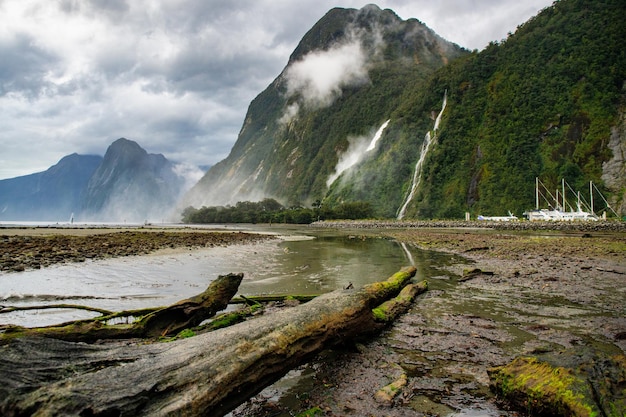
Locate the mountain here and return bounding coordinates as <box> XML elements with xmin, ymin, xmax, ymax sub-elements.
<box><xmin>0</xmin><ymin>153</ymin><xmax>102</xmax><ymax>221</ymax></box>
<box><xmin>81</xmin><ymin>138</ymin><xmax>186</xmax><ymax>222</ymax></box>
<box><xmin>183</xmin><ymin>4</ymin><xmax>466</xmax><ymax>209</ymax></box>
<box><xmin>381</xmin><ymin>0</ymin><xmax>626</xmax><ymax>219</ymax></box>
<box><xmin>0</xmin><ymin>138</ymin><xmax>189</xmax><ymax>222</ymax></box>
<box><xmin>184</xmin><ymin>0</ymin><xmax>626</xmax><ymax>219</ymax></box>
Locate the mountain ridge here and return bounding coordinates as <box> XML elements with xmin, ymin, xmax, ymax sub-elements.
<box><xmin>184</xmin><ymin>0</ymin><xmax>626</xmax><ymax>218</ymax></box>
<box><xmin>0</xmin><ymin>153</ymin><xmax>102</xmax><ymax>221</ymax></box>
<box><xmin>0</xmin><ymin>138</ymin><xmax>190</xmax><ymax>222</ymax></box>
<box><xmin>184</xmin><ymin>4</ymin><xmax>466</xmax><ymax>210</ymax></box>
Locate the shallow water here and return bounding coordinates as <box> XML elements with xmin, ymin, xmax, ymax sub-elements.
<box><xmin>0</xmin><ymin>228</ymin><xmax>436</xmax><ymax>327</ymax></box>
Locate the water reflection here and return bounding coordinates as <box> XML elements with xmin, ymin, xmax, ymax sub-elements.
<box><xmin>0</xmin><ymin>229</ymin><xmax>447</xmax><ymax>327</ymax></box>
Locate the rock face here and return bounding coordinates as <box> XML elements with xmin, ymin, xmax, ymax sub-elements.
<box><xmin>81</xmin><ymin>138</ymin><xmax>185</xmax><ymax>222</ymax></box>
<box><xmin>0</xmin><ymin>153</ymin><xmax>102</xmax><ymax>221</ymax></box>
<box><xmin>183</xmin><ymin>4</ymin><xmax>465</xmax><ymax>210</ymax></box>
<box><xmin>602</xmin><ymin>94</ymin><xmax>626</xmax><ymax>216</ymax></box>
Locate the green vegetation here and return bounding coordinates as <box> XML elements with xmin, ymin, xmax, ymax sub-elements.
<box><xmin>189</xmin><ymin>0</ymin><xmax>626</xmax><ymax>219</ymax></box>
<box><xmin>489</xmin><ymin>356</ymin><xmax>599</xmax><ymax>417</ymax></box>
<box><xmin>425</xmin><ymin>0</ymin><xmax>623</xmax><ymax>218</ymax></box>
<box><xmin>333</xmin><ymin>0</ymin><xmax>626</xmax><ymax>218</ymax></box>
<box><xmin>181</xmin><ymin>198</ymin><xmax>374</xmax><ymax>224</ymax></box>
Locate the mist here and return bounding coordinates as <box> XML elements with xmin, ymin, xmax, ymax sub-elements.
<box><xmin>279</xmin><ymin>27</ymin><xmax>384</xmax><ymax>124</ymax></box>
<box><xmin>327</xmin><ymin>119</ymin><xmax>390</xmax><ymax>188</ymax></box>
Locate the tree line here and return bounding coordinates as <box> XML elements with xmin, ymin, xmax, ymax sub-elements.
<box><xmin>181</xmin><ymin>199</ymin><xmax>373</xmax><ymax>224</ymax></box>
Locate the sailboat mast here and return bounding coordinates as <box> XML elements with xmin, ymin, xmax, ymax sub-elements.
<box><xmin>536</xmin><ymin>177</ymin><xmax>539</xmax><ymax>210</ymax></box>
<box><xmin>562</xmin><ymin>178</ymin><xmax>566</xmax><ymax>211</ymax></box>
<box><xmin>590</xmin><ymin>181</ymin><xmax>594</xmax><ymax>215</ymax></box>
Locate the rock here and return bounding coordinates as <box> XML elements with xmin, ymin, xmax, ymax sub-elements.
<box><xmin>459</xmin><ymin>268</ymin><xmax>493</xmax><ymax>282</ymax></box>
<box><xmin>488</xmin><ymin>349</ymin><xmax>626</xmax><ymax>417</ymax></box>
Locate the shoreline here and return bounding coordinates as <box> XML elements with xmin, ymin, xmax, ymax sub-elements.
<box><xmin>310</xmin><ymin>218</ymin><xmax>626</xmax><ymax>233</ymax></box>
<box><xmin>0</xmin><ymin>229</ymin><xmax>275</xmax><ymax>273</ymax></box>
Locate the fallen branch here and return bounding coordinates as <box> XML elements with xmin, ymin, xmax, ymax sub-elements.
<box><xmin>0</xmin><ymin>272</ymin><xmax>243</xmax><ymax>343</ymax></box>
<box><xmin>0</xmin><ymin>266</ymin><xmax>422</xmax><ymax>416</ymax></box>
<box><xmin>0</xmin><ymin>303</ymin><xmax>114</xmax><ymax>316</ymax></box>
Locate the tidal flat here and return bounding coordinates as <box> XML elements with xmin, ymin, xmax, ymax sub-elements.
<box><xmin>1</xmin><ymin>223</ymin><xmax>625</xmax><ymax>416</ymax></box>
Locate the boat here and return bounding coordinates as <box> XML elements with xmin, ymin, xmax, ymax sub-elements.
<box><xmin>477</xmin><ymin>211</ymin><xmax>518</xmax><ymax>222</ymax></box>
<box><xmin>523</xmin><ymin>178</ymin><xmax>599</xmax><ymax>221</ymax></box>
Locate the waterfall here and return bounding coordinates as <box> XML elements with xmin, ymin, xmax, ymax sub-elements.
<box><xmin>326</xmin><ymin>119</ymin><xmax>390</xmax><ymax>187</ymax></box>
<box><xmin>397</xmin><ymin>92</ymin><xmax>447</xmax><ymax>220</ymax></box>
<box><xmin>366</xmin><ymin>119</ymin><xmax>390</xmax><ymax>151</ymax></box>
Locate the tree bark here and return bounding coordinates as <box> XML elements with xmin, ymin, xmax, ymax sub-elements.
<box><xmin>0</xmin><ymin>266</ymin><xmax>420</xmax><ymax>417</ymax></box>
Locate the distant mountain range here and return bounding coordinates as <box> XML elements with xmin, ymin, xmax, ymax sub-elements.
<box><xmin>0</xmin><ymin>138</ymin><xmax>190</xmax><ymax>222</ymax></box>
<box><xmin>183</xmin><ymin>0</ymin><xmax>626</xmax><ymax>218</ymax></box>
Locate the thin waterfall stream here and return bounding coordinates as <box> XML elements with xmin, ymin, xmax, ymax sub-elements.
<box><xmin>397</xmin><ymin>91</ymin><xmax>447</xmax><ymax>219</ymax></box>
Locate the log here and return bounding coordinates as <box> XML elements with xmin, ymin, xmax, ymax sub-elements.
<box><xmin>0</xmin><ymin>266</ymin><xmax>421</xmax><ymax>417</ymax></box>
<box><xmin>371</xmin><ymin>280</ymin><xmax>428</xmax><ymax>323</ymax></box>
<box><xmin>0</xmin><ymin>272</ymin><xmax>243</xmax><ymax>343</ymax></box>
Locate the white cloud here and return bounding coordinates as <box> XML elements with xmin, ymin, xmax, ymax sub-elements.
<box><xmin>285</xmin><ymin>40</ymin><xmax>369</xmax><ymax>108</ymax></box>
<box><xmin>279</xmin><ymin>25</ymin><xmax>385</xmax><ymax>123</ymax></box>
<box><xmin>0</xmin><ymin>0</ymin><xmax>553</xmax><ymax>180</ymax></box>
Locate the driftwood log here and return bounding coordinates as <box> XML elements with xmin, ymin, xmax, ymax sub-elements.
<box><xmin>0</xmin><ymin>266</ymin><xmax>423</xmax><ymax>416</ymax></box>
<box><xmin>0</xmin><ymin>273</ymin><xmax>244</xmax><ymax>343</ymax></box>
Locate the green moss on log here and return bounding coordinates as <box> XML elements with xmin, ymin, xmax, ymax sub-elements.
<box><xmin>364</xmin><ymin>266</ymin><xmax>416</xmax><ymax>304</ymax></box>
<box><xmin>371</xmin><ymin>280</ymin><xmax>428</xmax><ymax>323</ymax></box>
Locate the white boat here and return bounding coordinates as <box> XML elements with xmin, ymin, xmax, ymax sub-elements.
<box><xmin>477</xmin><ymin>211</ymin><xmax>518</xmax><ymax>222</ymax></box>
<box><xmin>523</xmin><ymin>178</ymin><xmax>599</xmax><ymax>221</ymax></box>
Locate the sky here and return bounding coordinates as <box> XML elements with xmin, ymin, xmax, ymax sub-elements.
<box><xmin>0</xmin><ymin>0</ymin><xmax>554</xmax><ymax>180</ymax></box>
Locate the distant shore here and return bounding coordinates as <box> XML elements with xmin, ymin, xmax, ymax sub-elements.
<box><xmin>0</xmin><ymin>228</ymin><xmax>274</xmax><ymax>273</ymax></box>
<box><xmin>310</xmin><ymin>218</ymin><xmax>626</xmax><ymax>233</ymax></box>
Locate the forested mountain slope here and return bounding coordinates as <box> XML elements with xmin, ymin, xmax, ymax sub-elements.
<box><xmin>183</xmin><ymin>5</ymin><xmax>465</xmax><ymax>210</ymax></box>
<box><xmin>385</xmin><ymin>0</ymin><xmax>626</xmax><ymax>218</ymax></box>
<box><xmin>185</xmin><ymin>0</ymin><xmax>626</xmax><ymax>219</ymax></box>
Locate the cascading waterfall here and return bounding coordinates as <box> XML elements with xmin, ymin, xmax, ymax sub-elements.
<box><xmin>397</xmin><ymin>91</ymin><xmax>447</xmax><ymax>219</ymax></box>
<box><xmin>366</xmin><ymin>119</ymin><xmax>390</xmax><ymax>151</ymax></box>
<box><xmin>326</xmin><ymin>119</ymin><xmax>390</xmax><ymax>187</ymax></box>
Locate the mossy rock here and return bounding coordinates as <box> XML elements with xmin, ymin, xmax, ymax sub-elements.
<box><xmin>488</xmin><ymin>350</ymin><xmax>626</xmax><ymax>417</ymax></box>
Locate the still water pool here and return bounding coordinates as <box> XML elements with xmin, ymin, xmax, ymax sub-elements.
<box><xmin>0</xmin><ymin>227</ymin><xmax>453</xmax><ymax>327</ymax></box>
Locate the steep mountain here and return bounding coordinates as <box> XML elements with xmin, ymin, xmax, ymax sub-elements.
<box><xmin>0</xmin><ymin>153</ymin><xmax>102</xmax><ymax>221</ymax></box>
<box><xmin>81</xmin><ymin>138</ymin><xmax>185</xmax><ymax>222</ymax></box>
<box><xmin>184</xmin><ymin>5</ymin><xmax>466</xmax><ymax>209</ymax></box>
<box><xmin>186</xmin><ymin>0</ymin><xmax>626</xmax><ymax>219</ymax></box>
<box><xmin>381</xmin><ymin>0</ymin><xmax>626</xmax><ymax>219</ymax></box>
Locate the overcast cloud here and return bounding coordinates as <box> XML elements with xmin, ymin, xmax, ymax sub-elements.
<box><xmin>0</xmin><ymin>0</ymin><xmax>553</xmax><ymax>179</ymax></box>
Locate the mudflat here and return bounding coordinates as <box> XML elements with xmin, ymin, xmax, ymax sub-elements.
<box><xmin>2</xmin><ymin>223</ymin><xmax>625</xmax><ymax>416</ymax></box>
<box><xmin>0</xmin><ymin>227</ymin><xmax>274</xmax><ymax>272</ymax></box>
<box><xmin>232</xmin><ymin>222</ymin><xmax>626</xmax><ymax>416</ymax></box>
<box><xmin>286</xmin><ymin>224</ymin><xmax>625</xmax><ymax>416</ymax></box>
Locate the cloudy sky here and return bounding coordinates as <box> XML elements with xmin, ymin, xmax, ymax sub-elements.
<box><xmin>0</xmin><ymin>0</ymin><xmax>554</xmax><ymax>180</ymax></box>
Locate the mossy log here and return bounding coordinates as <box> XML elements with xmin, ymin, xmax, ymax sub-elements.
<box><xmin>0</xmin><ymin>272</ymin><xmax>243</xmax><ymax>343</ymax></box>
<box><xmin>0</xmin><ymin>266</ymin><xmax>420</xmax><ymax>417</ymax></box>
<box><xmin>372</xmin><ymin>280</ymin><xmax>428</xmax><ymax>323</ymax></box>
